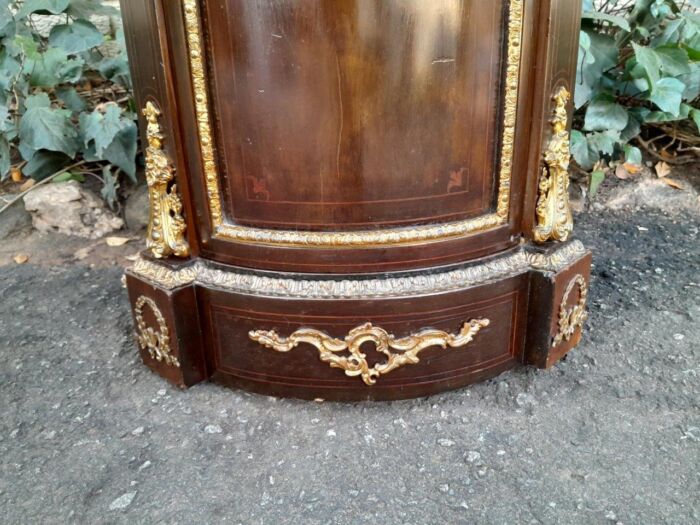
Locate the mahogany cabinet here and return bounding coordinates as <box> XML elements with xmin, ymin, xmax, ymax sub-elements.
<box><xmin>121</xmin><ymin>0</ymin><xmax>591</xmax><ymax>400</ymax></box>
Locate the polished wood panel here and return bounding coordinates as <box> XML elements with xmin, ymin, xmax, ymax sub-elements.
<box><xmin>204</xmin><ymin>0</ymin><xmax>505</xmax><ymax>229</ymax></box>
<box><xmin>153</xmin><ymin>0</ymin><xmax>547</xmax><ymax>272</ymax></box>
<box><xmin>198</xmin><ymin>274</ymin><xmax>529</xmax><ymax>401</ymax></box>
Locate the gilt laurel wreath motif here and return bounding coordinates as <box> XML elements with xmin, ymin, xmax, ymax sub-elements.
<box><xmin>249</xmin><ymin>320</ymin><xmax>490</xmax><ymax>386</ymax></box>
<box><xmin>134</xmin><ymin>295</ymin><xmax>180</xmax><ymax>367</ymax></box>
<box><xmin>553</xmin><ymin>274</ymin><xmax>589</xmax><ymax>347</ymax></box>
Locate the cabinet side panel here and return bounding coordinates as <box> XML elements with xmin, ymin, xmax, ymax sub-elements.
<box><xmin>120</xmin><ymin>0</ymin><xmax>199</xmax><ymax>253</ymax></box>
<box><xmin>522</xmin><ymin>0</ymin><xmax>583</xmax><ymax>235</ymax></box>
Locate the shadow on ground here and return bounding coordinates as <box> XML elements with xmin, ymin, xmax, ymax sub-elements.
<box><xmin>1</xmin><ymin>207</ymin><xmax>698</xmax><ymax>524</ymax></box>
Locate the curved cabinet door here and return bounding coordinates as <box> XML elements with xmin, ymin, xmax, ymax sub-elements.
<box><xmin>170</xmin><ymin>0</ymin><xmax>538</xmax><ymax>272</ymax></box>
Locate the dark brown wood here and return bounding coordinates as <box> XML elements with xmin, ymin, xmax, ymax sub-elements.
<box><xmin>158</xmin><ymin>0</ymin><xmax>543</xmax><ymax>273</ymax></box>
<box><xmin>200</xmin><ymin>273</ymin><xmax>528</xmax><ymax>401</ymax></box>
<box><xmin>125</xmin><ymin>271</ymin><xmax>207</xmax><ymax>387</ymax></box>
<box><xmin>525</xmin><ymin>250</ymin><xmax>593</xmax><ymax>368</ymax></box>
<box><xmin>522</xmin><ymin>0</ymin><xmax>585</xmax><ymax>238</ymax></box>
<box><xmin>205</xmin><ymin>1</ymin><xmax>504</xmax><ymax>230</ymax></box>
<box><xmin>121</xmin><ymin>0</ymin><xmax>591</xmax><ymax>400</ymax></box>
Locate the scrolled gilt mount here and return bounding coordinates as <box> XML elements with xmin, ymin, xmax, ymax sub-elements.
<box><xmin>249</xmin><ymin>320</ymin><xmax>490</xmax><ymax>386</ymax></box>
<box><xmin>534</xmin><ymin>87</ymin><xmax>575</xmax><ymax>244</ymax></box>
<box><xmin>142</xmin><ymin>101</ymin><xmax>189</xmax><ymax>259</ymax></box>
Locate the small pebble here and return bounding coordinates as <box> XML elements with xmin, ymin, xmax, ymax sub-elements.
<box><xmin>204</xmin><ymin>425</ymin><xmax>222</xmax><ymax>434</ymax></box>
<box><xmin>109</xmin><ymin>492</ymin><xmax>136</xmax><ymax>511</ymax></box>
<box><xmin>465</xmin><ymin>451</ymin><xmax>481</xmax><ymax>463</ymax></box>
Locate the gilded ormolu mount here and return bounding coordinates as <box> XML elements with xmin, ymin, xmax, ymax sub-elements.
<box><xmin>534</xmin><ymin>87</ymin><xmax>574</xmax><ymax>243</ymax></box>
<box><xmin>134</xmin><ymin>295</ymin><xmax>180</xmax><ymax>367</ymax></box>
<box><xmin>553</xmin><ymin>274</ymin><xmax>589</xmax><ymax>347</ymax></box>
<box><xmin>249</xmin><ymin>320</ymin><xmax>490</xmax><ymax>386</ymax></box>
<box><xmin>143</xmin><ymin>101</ymin><xmax>189</xmax><ymax>259</ymax></box>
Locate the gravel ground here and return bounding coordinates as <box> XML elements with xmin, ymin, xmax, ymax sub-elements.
<box><xmin>0</xmin><ymin>206</ymin><xmax>699</xmax><ymax>524</ymax></box>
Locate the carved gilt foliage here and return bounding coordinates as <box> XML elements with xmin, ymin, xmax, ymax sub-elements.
<box><xmin>249</xmin><ymin>320</ymin><xmax>490</xmax><ymax>385</ymax></box>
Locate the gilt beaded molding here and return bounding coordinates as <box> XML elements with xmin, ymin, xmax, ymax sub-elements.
<box><xmin>181</xmin><ymin>0</ymin><xmax>524</xmax><ymax>248</ymax></box>
<box><xmin>130</xmin><ymin>241</ymin><xmax>587</xmax><ymax>298</ymax></box>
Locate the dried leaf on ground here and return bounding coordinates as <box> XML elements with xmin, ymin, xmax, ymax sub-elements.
<box><xmin>661</xmin><ymin>178</ymin><xmax>684</xmax><ymax>190</ymax></box>
<box><xmin>10</xmin><ymin>167</ymin><xmax>23</xmax><ymax>182</ymax></box>
<box><xmin>19</xmin><ymin>179</ymin><xmax>35</xmax><ymax>191</ymax></box>
<box><xmin>13</xmin><ymin>254</ymin><xmax>29</xmax><ymax>264</ymax></box>
<box><xmin>655</xmin><ymin>161</ymin><xmax>672</xmax><ymax>178</ymax></box>
<box><xmin>105</xmin><ymin>236</ymin><xmax>130</xmax><ymax>247</ymax></box>
<box><xmin>73</xmin><ymin>246</ymin><xmax>92</xmax><ymax>260</ymax></box>
<box><xmin>615</xmin><ymin>163</ymin><xmax>641</xmax><ymax>180</ymax></box>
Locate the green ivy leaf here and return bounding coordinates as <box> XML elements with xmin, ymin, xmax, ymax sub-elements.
<box><xmin>56</xmin><ymin>86</ymin><xmax>87</xmax><ymax>112</ymax></box>
<box><xmin>17</xmin><ymin>0</ymin><xmax>70</xmax><ymax>18</ymax></box>
<box><xmin>98</xmin><ymin>56</ymin><xmax>131</xmax><ymax>88</ymax></box>
<box><xmin>649</xmin><ymin>77</ymin><xmax>686</xmax><ymax>115</ymax></box>
<box><xmin>80</xmin><ymin>104</ymin><xmax>128</xmax><ymax>156</ymax></box>
<box><xmin>690</xmin><ymin>108</ymin><xmax>700</xmax><ymax>133</ymax></box>
<box><xmin>0</xmin><ymin>134</ymin><xmax>10</xmax><ymax>178</ymax></box>
<box><xmin>22</xmin><ymin>150</ymin><xmax>71</xmax><ymax>180</ymax></box>
<box><xmin>632</xmin><ymin>43</ymin><xmax>662</xmax><ymax>88</ymax></box>
<box><xmin>575</xmin><ymin>32</ymin><xmax>618</xmax><ymax>108</ymax></box>
<box><xmin>679</xmin><ymin>62</ymin><xmax>700</xmax><ymax>101</ymax></box>
<box><xmin>85</xmin><ymin>123</ymin><xmax>137</xmax><ymax>180</ymax></box>
<box><xmin>655</xmin><ymin>45</ymin><xmax>691</xmax><ymax>76</ymax></box>
<box><xmin>0</xmin><ymin>51</ymin><xmax>21</xmax><ymax>95</ymax></box>
<box><xmin>0</xmin><ymin>0</ymin><xmax>13</xmax><ymax>35</ymax></box>
<box><xmin>23</xmin><ymin>47</ymin><xmax>84</xmax><ymax>87</ymax></box>
<box><xmin>570</xmin><ymin>129</ymin><xmax>599</xmax><ymax>170</ymax></box>
<box><xmin>53</xmin><ymin>171</ymin><xmax>85</xmax><ymax>183</ymax></box>
<box><xmin>100</xmin><ymin>165</ymin><xmax>119</xmax><ymax>208</ymax></box>
<box><xmin>587</xmin><ymin>130</ymin><xmax>621</xmax><ymax>157</ymax></box>
<box><xmin>49</xmin><ymin>19</ymin><xmax>104</xmax><ymax>54</ymax></box>
<box><xmin>19</xmin><ymin>93</ymin><xmax>78</xmax><ymax>157</ymax></box>
<box><xmin>584</xmin><ymin>96</ymin><xmax>629</xmax><ymax>131</ymax></box>
<box><xmin>623</xmin><ymin>145</ymin><xmax>642</xmax><ymax>165</ymax></box>
<box><xmin>589</xmin><ymin>170</ymin><xmax>605</xmax><ymax>198</ymax></box>
<box><xmin>66</xmin><ymin>0</ymin><xmax>120</xmax><ymax>18</ymax></box>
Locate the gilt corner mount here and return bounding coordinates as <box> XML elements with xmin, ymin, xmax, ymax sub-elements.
<box><xmin>142</xmin><ymin>101</ymin><xmax>189</xmax><ymax>259</ymax></box>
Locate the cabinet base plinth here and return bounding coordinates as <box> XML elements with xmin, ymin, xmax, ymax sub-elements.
<box><xmin>125</xmin><ymin>241</ymin><xmax>592</xmax><ymax>401</ymax></box>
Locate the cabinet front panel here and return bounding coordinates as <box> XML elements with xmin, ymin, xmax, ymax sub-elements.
<box><xmin>204</xmin><ymin>0</ymin><xmax>507</xmax><ymax>230</ymax></box>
